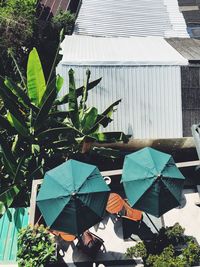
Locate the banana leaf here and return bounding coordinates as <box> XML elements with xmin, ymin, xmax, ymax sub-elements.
<box><xmin>0</xmin><ymin>83</ymin><xmax>27</xmax><ymax>127</ymax></box>
<box><xmin>7</xmin><ymin>112</ymin><xmax>29</xmax><ymax>137</ymax></box>
<box><xmin>36</xmin><ymin>127</ymin><xmax>78</xmax><ymax>140</ymax></box>
<box><xmin>4</xmin><ymin>78</ymin><xmax>33</xmax><ymax>109</ymax></box>
<box><xmin>44</xmin><ymin>139</ymin><xmax>73</xmax><ymax>149</ymax></box>
<box><xmin>27</xmin><ymin>48</ymin><xmax>46</xmax><ymax>107</ymax></box>
<box><xmin>13</xmin><ymin>154</ymin><xmax>27</xmax><ymax>183</ymax></box>
<box><xmin>40</xmin><ymin>75</ymin><xmax>63</xmax><ymax>107</ymax></box>
<box><xmin>0</xmin><ymin>135</ymin><xmax>16</xmax><ymax>175</ymax></box>
<box><xmin>0</xmin><ymin>114</ymin><xmax>16</xmax><ymax>134</ymax></box>
<box><xmin>91</xmin><ymin>147</ymin><xmax>121</xmax><ymax>159</ymax></box>
<box><xmin>87</xmin><ymin>99</ymin><xmax>122</xmax><ymax>134</ymax></box>
<box><xmin>80</xmin><ymin>107</ymin><xmax>98</xmax><ymax>134</ymax></box>
<box><xmin>79</xmin><ymin>69</ymin><xmax>90</xmax><ymax>117</ymax></box>
<box><xmin>49</xmin><ymin>111</ymin><xmax>70</xmax><ymax>119</ymax></box>
<box><xmin>93</xmin><ymin>132</ymin><xmax>129</xmax><ymax>143</ymax></box>
<box><xmin>55</xmin><ymin>77</ymin><xmax>102</xmax><ymax>105</ymax></box>
<box><xmin>33</xmin><ymin>79</ymin><xmax>58</xmax><ymax>129</ymax></box>
<box><xmin>0</xmin><ymin>185</ymin><xmax>20</xmax><ymax>216</ymax></box>
<box><xmin>68</xmin><ymin>69</ymin><xmax>79</xmax><ymax>129</ymax></box>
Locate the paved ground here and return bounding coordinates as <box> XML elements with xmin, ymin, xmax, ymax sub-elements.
<box><xmin>164</xmin><ymin>189</ymin><xmax>200</xmax><ymax>244</ymax></box>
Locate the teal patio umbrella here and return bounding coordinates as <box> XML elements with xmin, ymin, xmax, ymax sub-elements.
<box><xmin>37</xmin><ymin>160</ymin><xmax>110</xmax><ymax>235</ymax></box>
<box><xmin>121</xmin><ymin>147</ymin><xmax>185</xmax><ymax>217</ymax></box>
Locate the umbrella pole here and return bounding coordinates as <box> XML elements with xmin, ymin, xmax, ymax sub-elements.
<box><xmin>145</xmin><ymin>213</ymin><xmax>159</xmax><ymax>233</ymax></box>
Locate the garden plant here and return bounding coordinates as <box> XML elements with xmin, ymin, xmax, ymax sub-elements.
<box><xmin>0</xmin><ymin>47</ymin><xmax>126</xmax><ymax>217</ymax></box>
<box><xmin>126</xmin><ymin>223</ymin><xmax>200</xmax><ymax>267</ymax></box>
<box><xmin>17</xmin><ymin>224</ymin><xmax>56</xmax><ymax>267</ymax></box>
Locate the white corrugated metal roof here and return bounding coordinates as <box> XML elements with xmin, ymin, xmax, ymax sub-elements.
<box><xmin>60</xmin><ymin>35</ymin><xmax>188</xmax><ymax>65</ymax></box>
<box><xmin>74</xmin><ymin>0</ymin><xmax>189</xmax><ymax>38</ymax></box>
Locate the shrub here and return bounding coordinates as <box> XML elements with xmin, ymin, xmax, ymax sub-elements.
<box><xmin>126</xmin><ymin>241</ymin><xmax>147</xmax><ymax>259</ymax></box>
<box><xmin>146</xmin><ymin>245</ymin><xmax>187</xmax><ymax>267</ymax></box>
<box><xmin>126</xmin><ymin>223</ymin><xmax>200</xmax><ymax>267</ymax></box>
<box><xmin>17</xmin><ymin>224</ymin><xmax>56</xmax><ymax>267</ymax></box>
<box><xmin>182</xmin><ymin>240</ymin><xmax>200</xmax><ymax>266</ymax></box>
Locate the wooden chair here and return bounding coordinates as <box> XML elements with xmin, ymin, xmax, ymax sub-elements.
<box><xmin>106</xmin><ymin>193</ymin><xmax>125</xmax><ymax>214</ymax></box>
<box><xmin>51</xmin><ymin>230</ymin><xmax>76</xmax><ymax>242</ymax></box>
<box><xmin>122</xmin><ymin>201</ymin><xmax>143</xmax><ymax>221</ymax></box>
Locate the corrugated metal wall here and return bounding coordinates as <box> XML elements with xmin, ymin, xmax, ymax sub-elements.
<box><xmin>74</xmin><ymin>0</ymin><xmax>188</xmax><ymax>37</ymax></box>
<box><xmin>182</xmin><ymin>66</ymin><xmax>200</xmax><ymax>137</ymax></box>
<box><xmin>58</xmin><ymin>65</ymin><xmax>183</xmax><ymax>139</ymax></box>
<box><xmin>0</xmin><ymin>208</ymin><xmax>29</xmax><ymax>263</ymax></box>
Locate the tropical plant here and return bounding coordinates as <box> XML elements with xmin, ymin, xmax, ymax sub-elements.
<box><xmin>17</xmin><ymin>224</ymin><xmax>56</xmax><ymax>267</ymax></box>
<box><xmin>126</xmin><ymin>224</ymin><xmax>200</xmax><ymax>267</ymax></box>
<box><xmin>0</xmin><ymin>48</ymin><xmax>126</xmax><ymax>216</ymax></box>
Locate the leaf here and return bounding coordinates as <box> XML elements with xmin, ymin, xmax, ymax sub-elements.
<box><xmin>0</xmin><ymin>135</ymin><xmax>16</xmax><ymax>175</ymax></box>
<box><xmin>88</xmin><ymin>99</ymin><xmax>122</xmax><ymax>134</ymax></box>
<box><xmin>49</xmin><ymin>111</ymin><xmax>70</xmax><ymax>119</ymax></box>
<box><xmin>92</xmin><ymin>132</ymin><xmax>129</xmax><ymax>143</ymax></box>
<box><xmin>0</xmin><ymin>114</ymin><xmax>16</xmax><ymax>134</ymax></box>
<box><xmin>56</xmin><ymin>75</ymin><xmax>64</xmax><ymax>93</ymax></box>
<box><xmin>91</xmin><ymin>147</ymin><xmax>121</xmax><ymax>159</ymax></box>
<box><xmin>45</xmin><ymin>139</ymin><xmax>72</xmax><ymax>149</ymax></box>
<box><xmin>79</xmin><ymin>69</ymin><xmax>90</xmax><ymax>117</ymax></box>
<box><xmin>7</xmin><ymin>112</ymin><xmax>29</xmax><ymax>137</ymax></box>
<box><xmin>27</xmin><ymin>48</ymin><xmax>46</xmax><ymax>106</ymax></box>
<box><xmin>33</xmin><ymin>80</ymin><xmax>57</xmax><ymax>130</ymax></box>
<box><xmin>0</xmin><ymin>185</ymin><xmax>20</xmax><ymax>216</ymax></box>
<box><xmin>0</xmin><ymin>82</ymin><xmax>27</xmax><ymax>126</ymax></box>
<box><xmin>36</xmin><ymin>127</ymin><xmax>78</xmax><ymax>140</ymax></box>
<box><xmin>13</xmin><ymin>154</ymin><xmax>27</xmax><ymax>183</ymax></box>
<box><xmin>4</xmin><ymin>78</ymin><xmax>32</xmax><ymax>108</ymax></box>
<box><xmin>99</xmin><ymin>99</ymin><xmax>122</xmax><ymax>127</ymax></box>
<box><xmin>68</xmin><ymin>69</ymin><xmax>79</xmax><ymax>129</ymax></box>
<box><xmin>55</xmin><ymin>77</ymin><xmax>102</xmax><ymax>105</ymax></box>
<box><xmin>80</xmin><ymin>107</ymin><xmax>98</xmax><ymax>134</ymax></box>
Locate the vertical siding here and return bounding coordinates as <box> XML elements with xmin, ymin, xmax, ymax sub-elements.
<box><xmin>0</xmin><ymin>208</ymin><xmax>29</xmax><ymax>263</ymax></box>
<box><xmin>58</xmin><ymin>65</ymin><xmax>183</xmax><ymax>139</ymax></box>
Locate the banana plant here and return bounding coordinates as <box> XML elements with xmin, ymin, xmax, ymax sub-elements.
<box><xmin>0</xmin><ymin>48</ymin><xmax>127</xmax><ymax>217</ymax></box>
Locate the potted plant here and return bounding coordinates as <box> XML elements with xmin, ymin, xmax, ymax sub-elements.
<box><xmin>17</xmin><ymin>224</ymin><xmax>57</xmax><ymax>267</ymax></box>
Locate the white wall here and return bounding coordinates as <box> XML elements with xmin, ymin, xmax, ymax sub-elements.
<box><xmin>57</xmin><ymin>64</ymin><xmax>183</xmax><ymax>139</ymax></box>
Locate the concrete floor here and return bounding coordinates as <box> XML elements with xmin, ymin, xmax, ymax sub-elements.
<box><xmin>164</xmin><ymin>189</ymin><xmax>200</xmax><ymax>244</ymax></box>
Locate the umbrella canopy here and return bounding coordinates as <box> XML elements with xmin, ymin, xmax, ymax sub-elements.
<box><xmin>121</xmin><ymin>147</ymin><xmax>185</xmax><ymax>217</ymax></box>
<box><xmin>36</xmin><ymin>160</ymin><xmax>110</xmax><ymax>235</ymax></box>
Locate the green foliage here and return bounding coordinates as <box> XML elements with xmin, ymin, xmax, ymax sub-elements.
<box><xmin>126</xmin><ymin>242</ymin><xmax>147</xmax><ymax>259</ymax></box>
<box><xmin>52</xmin><ymin>10</ymin><xmax>75</xmax><ymax>34</ymax></box>
<box><xmin>146</xmin><ymin>245</ymin><xmax>186</xmax><ymax>267</ymax></box>
<box><xmin>0</xmin><ymin>0</ymin><xmax>36</xmax><ymax>78</ymax></box>
<box><xmin>0</xmin><ymin>48</ymin><xmax>125</xmax><ymax>216</ymax></box>
<box><xmin>17</xmin><ymin>224</ymin><xmax>56</xmax><ymax>267</ymax></box>
<box><xmin>164</xmin><ymin>223</ymin><xmax>185</xmax><ymax>245</ymax></box>
<box><xmin>0</xmin><ymin>0</ymin><xmax>75</xmax><ymax>80</ymax></box>
<box><xmin>126</xmin><ymin>223</ymin><xmax>200</xmax><ymax>267</ymax></box>
<box><xmin>182</xmin><ymin>240</ymin><xmax>200</xmax><ymax>266</ymax></box>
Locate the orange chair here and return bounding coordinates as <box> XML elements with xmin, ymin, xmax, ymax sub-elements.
<box><xmin>106</xmin><ymin>193</ymin><xmax>125</xmax><ymax>214</ymax></box>
<box><xmin>123</xmin><ymin>201</ymin><xmax>142</xmax><ymax>221</ymax></box>
<box><xmin>51</xmin><ymin>230</ymin><xmax>76</xmax><ymax>242</ymax></box>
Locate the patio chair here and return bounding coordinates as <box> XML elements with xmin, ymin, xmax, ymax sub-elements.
<box><xmin>106</xmin><ymin>193</ymin><xmax>125</xmax><ymax>214</ymax></box>
<box><xmin>76</xmin><ymin>230</ymin><xmax>105</xmax><ymax>258</ymax></box>
<box><xmin>122</xmin><ymin>201</ymin><xmax>143</xmax><ymax>221</ymax></box>
<box><xmin>50</xmin><ymin>230</ymin><xmax>76</xmax><ymax>242</ymax></box>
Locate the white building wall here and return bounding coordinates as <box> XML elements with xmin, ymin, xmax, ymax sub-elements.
<box><xmin>57</xmin><ymin>64</ymin><xmax>183</xmax><ymax>139</ymax></box>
